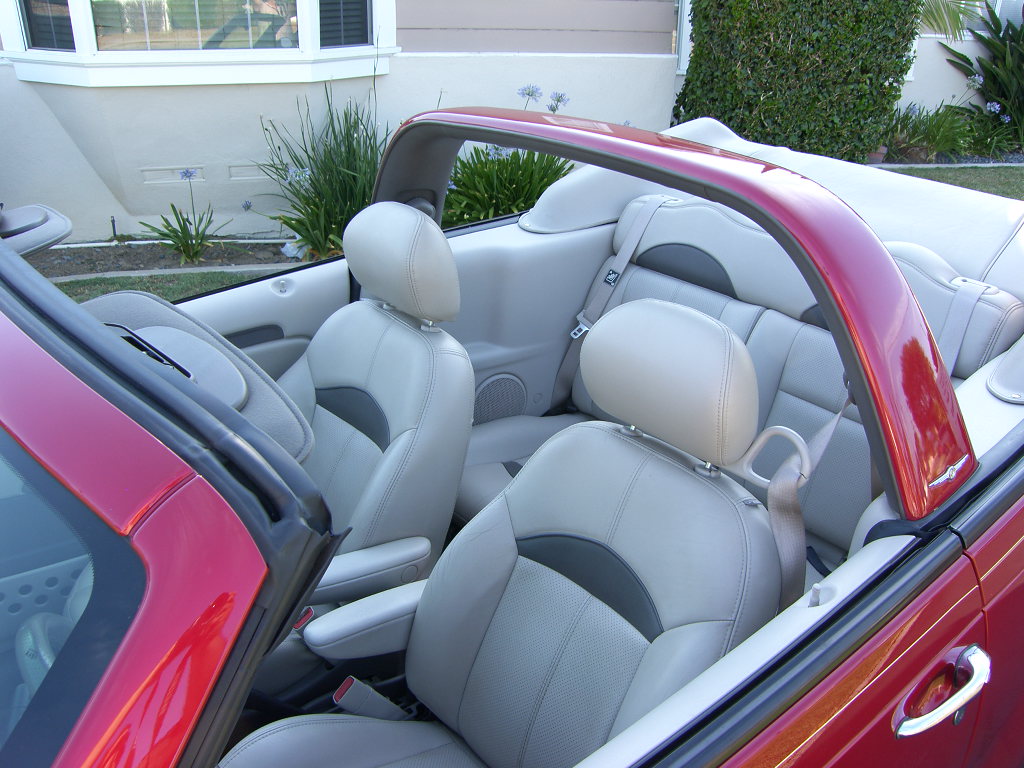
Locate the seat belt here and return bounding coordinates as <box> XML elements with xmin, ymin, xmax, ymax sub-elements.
<box><xmin>767</xmin><ymin>396</ymin><xmax>850</xmax><ymax>609</ymax></box>
<box><xmin>548</xmin><ymin>195</ymin><xmax>671</xmax><ymax>408</ymax></box>
<box><xmin>936</xmin><ymin>277</ymin><xmax>989</xmax><ymax>377</ymax></box>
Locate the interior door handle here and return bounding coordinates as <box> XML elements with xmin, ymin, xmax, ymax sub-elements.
<box><xmin>896</xmin><ymin>644</ymin><xmax>991</xmax><ymax>738</ymax></box>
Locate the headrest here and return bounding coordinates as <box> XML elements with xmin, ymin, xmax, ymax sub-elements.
<box><xmin>343</xmin><ymin>202</ymin><xmax>460</xmax><ymax>322</ymax></box>
<box><xmin>886</xmin><ymin>241</ymin><xmax>1024</xmax><ymax>378</ymax></box>
<box><xmin>580</xmin><ymin>299</ymin><xmax>758</xmax><ymax>466</ymax></box>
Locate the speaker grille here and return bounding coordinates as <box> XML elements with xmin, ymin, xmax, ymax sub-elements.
<box><xmin>474</xmin><ymin>374</ymin><xmax>527</xmax><ymax>424</ymax></box>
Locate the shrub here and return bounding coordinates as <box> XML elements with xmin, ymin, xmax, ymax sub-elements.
<box><xmin>259</xmin><ymin>88</ymin><xmax>386</xmax><ymax>259</ymax></box>
<box><xmin>944</xmin><ymin>2</ymin><xmax>1024</xmax><ymax>148</ymax></box>
<box><xmin>883</xmin><ymin>103</ymin><xmax>970</xmax><ymax>162</ymax></box>
<box><xmin>964</xmin><ymin>108</ymin><xmax>1018</xmax><ymax>156</ymax></box>
<box><xmin>675</xmin><ymin>1</ymin><xmax>921</xmax><ymax>161</ymax></box>
<box><xmin>441</xmin><ymin>145</ymin><xmax>573</xmax><ymax>229</ymax></box>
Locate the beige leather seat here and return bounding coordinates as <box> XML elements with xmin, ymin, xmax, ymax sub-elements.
<box><xmin>220</xmin><ymin>299</ymin><xmax>781</xmax><ymax>768</ymax></box>
<box><xmin>278</xmin><ymin>202</ymin><xmax>476</xmax><ymax>605</ymax></box>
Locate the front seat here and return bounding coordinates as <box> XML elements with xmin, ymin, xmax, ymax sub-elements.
<box><xmin>279</xmin><ymin>201</ymin><xmax>475</xmax><ymax>605</ymax></box>
<box><xmin>221</xmin><ymin>299</ymin><xmax>782</xmax><ymax>768</ymax></box>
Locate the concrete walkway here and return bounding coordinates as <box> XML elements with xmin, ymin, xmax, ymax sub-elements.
<box><xmin>50</xmin><ymin>263</ymin><xmax>290</xmax><ymax>283</ymax></box>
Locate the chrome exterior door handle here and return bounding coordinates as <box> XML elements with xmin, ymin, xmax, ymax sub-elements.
<box><xmin>896</xmin><ymin>644</ymin><xmax>991</xmax><ymax>738</ymax></box>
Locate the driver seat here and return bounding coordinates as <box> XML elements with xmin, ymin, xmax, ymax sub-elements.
<box><xmin>220</xmin><ymin>299</ymin><xmax>782</xmax><ymax>768</ymax></box>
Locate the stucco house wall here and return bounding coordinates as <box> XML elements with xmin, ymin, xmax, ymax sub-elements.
<box><xmin>1</xmin><ymin>2</ymin><xmax>1020</xmax><ymax>243</ymax></box>
<box><xmin>1</xmin><ymin>0</ymin><xmax>677</xmax><ymax>242</ymax></box>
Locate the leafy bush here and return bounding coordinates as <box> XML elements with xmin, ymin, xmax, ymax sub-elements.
<box><xmin>259</xmin><ymin>89</ymin><xmax>386</xmax><ymax>259</ymax></box>
<box><xmin>141</xmin><ymin>169</ymin><xmax>227</xmax><ymax>265</ymax></box>
<box><xmin>442</xmin><ymin>146</ymin><xmax>573</xmax><ymax>229</ymax></box>
<box><xmin>675</xmin><ymin>1</ymin><xmax>920</xmax><ymax>161</ymax></box>
<box><xmin>944</xmin><ymin>2</ymin><xmax>1024</xmax><ymax>147</ymax></box>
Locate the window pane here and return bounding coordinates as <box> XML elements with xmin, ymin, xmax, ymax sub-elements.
<box><xmin>320</xmin><ymin>0</ymin><xmax>370</xmax><ymax>48</ymax></box>
<box><xmin>20</xmin><ymin>0</ymin><xmax>76</xmax><ymax>50</ymax></box>
<box><xmin>92</xmin><ymin>0</ymin><xmax>298</xmax><ymax>51</ymax></box>
<box><xmin>0</xmin><ymin>427</ymin><xmax>144</xmax><ymax>764</ymax></box>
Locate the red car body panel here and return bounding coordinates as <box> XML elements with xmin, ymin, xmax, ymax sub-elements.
<box><xmin>720</xmin><ymin>558</ymin><xmax>986</xmax><ymax>767</ymax></box>
<box><xmin>0</xmin><ymin>312</ymin><xmax>268</xmax><ymax>768</ymax></box>
<box><xmin>0</xmin><ymin>312</ymin><xmax>193</xmax><ymax>533</ymax></box>
<box><xmin>397</xmin><ymin>108</ymin><xmax>977</xmax><ymax>519</ymax></box>
<box><xmin>963</xmin><ymin>499</ymin><xmax>1024</xmax><ymax>767</ymax></box>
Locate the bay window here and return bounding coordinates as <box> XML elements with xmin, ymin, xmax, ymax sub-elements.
<box><xmin>0</xmin><ymin>0</ymin><xmax>396</xmax><ymax>86</ymax></box>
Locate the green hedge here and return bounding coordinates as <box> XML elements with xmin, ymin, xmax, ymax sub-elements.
<box><xmin>675</xmin><ymin>1</ymin><xmax>921</xmax><ymax>161</ymax></box>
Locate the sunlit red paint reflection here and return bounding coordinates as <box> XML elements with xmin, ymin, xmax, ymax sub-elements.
<box><xmin>55</xmin><ymin>479</ymin><xmax>266</xmax><ymax>768</ymax></box>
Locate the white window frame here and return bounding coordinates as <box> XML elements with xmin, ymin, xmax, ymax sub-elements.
<box><xmin>0</xmin><ymin>0</ymin><xmax>398</xmax><ymax>87</ymax></box>
<box><xmin>675</xmin><ymin>0</ymin><xmax>690</xmax><ymax>74</ymax></box>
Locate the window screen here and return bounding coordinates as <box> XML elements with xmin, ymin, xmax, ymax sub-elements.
<box><xmin>320</xmin><ymin>0</ymin><xmax>370</xmax><ymax>47</ymax></box>
<box><xmin>20</xmin><ymin>0</ymin><xmax>75</xmax><ymax>50</ymax></box>
<box><xmin>91</xmin><ymin>0</ymin><xmax>298</xmax><ymax>51</ymax></box>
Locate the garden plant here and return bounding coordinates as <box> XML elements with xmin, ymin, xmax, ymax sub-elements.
<box><xmin>141</xmin><ymin>168</ymin><xmax>227</xmax><ymax>265</ymax></box>
<box><xmin>675</xmin><ymin>1</ymin><xmax>921</xmax><ymax>161</ymax></box>
<box><xmin>442</xmin><ymin>86</ymin><xmax>573</xmax><ymax>228</ymax></box>
<box><xmin>944</xmin><ymin>2</ymin><xmax>1024</xmax><ymax>149</ymax></box>
<box><xmin>259</xmin><ymin>88</ymin><xmax>387</xmax><ymax>259</ymax></box>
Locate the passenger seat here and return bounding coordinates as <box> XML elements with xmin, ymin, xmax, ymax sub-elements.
<box><xmin>219</xmin><ymin>299</ymin><xmax>781</xmax><ymax>768</ymax></box>
<box><xmin>455</xmin><ymin>196</ymin><xmax>1024</xmax><ymax>578</ymax></box>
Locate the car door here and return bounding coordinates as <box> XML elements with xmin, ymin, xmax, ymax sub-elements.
<box><xmin>181</xmin><ymin>258</ymin><xmax>350</xmax><ymax>378</ymax></box>
<box><xmin>716</xmin><ymin>534</ymin><xmax>987</xmax><ymax>768</ymax></box>
<box><xmin>956</xmin><ymin>464</ymin><xmax>1024</xmax><ymax>768</ymax></box>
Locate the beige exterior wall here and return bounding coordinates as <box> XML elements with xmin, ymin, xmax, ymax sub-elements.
<box><xmin>396</xmin><ymin>0</ymin><xmax>676</xmax><ymax>54</ymax></box>
<box><xmin>900</xmin><ymin>35</ymin><xmax>986</xmax><ymax>110</ymax></box>
<box><xmin>1</xmin><ymin>52</ymin><xmax>678</xmax><ymax>242</ymax></box>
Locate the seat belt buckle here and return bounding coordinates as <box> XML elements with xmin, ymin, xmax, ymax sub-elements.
<box><xmin>332</xmin><ymin>676</ymin><xmax>408</xmax><ymax>721</ymax></box>
<box><xmin>570</xmin><ymin>312</ymin><xmax>591</xmax><ymax>339</ymax></box>
<box><xmin>292</xmin><ymin>606</ymin><xmax>315</xmax><ymax>632</ymax></box>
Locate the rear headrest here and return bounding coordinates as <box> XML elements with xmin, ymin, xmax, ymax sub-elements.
<box><xmin>580</xmin><ymin>299</ymin><xmax>758</xmax><ymax>466</ymax></box>
<box><xmin>343</xmin><ymin>202</ymin><xmax>460</xmax><ymax>322</ymax></box>
<box><xmin>612</xmin><ymin>196</ymin><xmax>816</xmax><ymax>321</ymax></box>
<box><xmin>886</xmin><ymin>241</ymin><xmax>1024</xmax><ymax>379</ymax></box>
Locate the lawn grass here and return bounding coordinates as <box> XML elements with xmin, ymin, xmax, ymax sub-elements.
<box><xmin>56</xmin><ymin>271</ymin><xmax>265</xmax><ymax>303</ymax></box>
<box><xmin>888</xmin><ymin>165</ymin><xmax>1024</xmax><ymax>200</ymax></box>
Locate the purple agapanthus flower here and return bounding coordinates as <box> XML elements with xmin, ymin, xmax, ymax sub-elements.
<box><xmin>179</xmin><ymin>168</ymin><xmax>198</xmax><ymax>181</ymax></box>
<box><xmin>1001</xmin><ymin>113</ymin><xmax>1012</xmax><ymax>124</ymax></box>
<box><xmin>517</xmin><ymin>84</ymin><xmax>542</xmax><ymax>102</ymax></box>
<box><xmin>241</xmin><ymin>200</ymin><xmax>253</xmax><ymax>211</ymax></box>
<box><xmin>287</xmin><ymin>166</ymin><xmax>312</xmax><ymax>185</ymax></box>
<box><xmin>547</xmin><ymin>92</ymin><xmax>570</xmax><ymax>114</ymax></box>
<box><xmin>987</xmin><ymin>101</ymin><xmax>1003</xmax><ymax>114</ymax></box>
<box><xmin>968</xmin><ymin>74</ymin><xmax>984</xmax><ymax>90</ymax></box>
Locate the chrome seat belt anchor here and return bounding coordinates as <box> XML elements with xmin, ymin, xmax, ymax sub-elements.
<box><xmin>570</xmin><ymin>312</ymin><xmax>592</xmax><ymax>339</ymax></box>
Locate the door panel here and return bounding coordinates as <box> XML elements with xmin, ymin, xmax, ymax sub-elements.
<box><xmin>962</xmin><ymin>496</ymin><xmax>1024</xmax><ymax>768</ymax></box>
<box><xmin>181</xmin><ymin>260</ymin><xmax>350</xmax><ymax>375</ymax></box>
<box><xmin>722</xmin><ymin>558</ymin><xmax>985</xmax><ymax>768</ymax></box>
<box><xmin>446</xmin><ymin>221</ymin><xmax>613</xmax><ymax>417</ymax></box>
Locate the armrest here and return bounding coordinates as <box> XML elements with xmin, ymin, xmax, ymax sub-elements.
<box><xmin>303</xmin><ymin>580</ymin><xmax>427</xmax><ymax>660</ymax></box>
<box><xmin>311</xmin><ymin>537</ymin><xmax>431</xmax><ymax>604</ymax></box>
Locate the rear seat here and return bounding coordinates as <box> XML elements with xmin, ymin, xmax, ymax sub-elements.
<box><xmin>456</xmin><ymin>195</ymin><xmax>1024</xmax><ymax>575</ymax></box>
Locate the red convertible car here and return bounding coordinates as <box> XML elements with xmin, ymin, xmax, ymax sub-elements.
<box><xmin>3</xmin><ymin>108</ymin><xmax>1024</xmax><ymax>768</ymax></box>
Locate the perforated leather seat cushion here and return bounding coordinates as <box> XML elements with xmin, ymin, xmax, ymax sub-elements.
<box><xmin>220</xmin><ymin>715</ymin><xmax>484</xmax><ymax>768</ymax></box>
